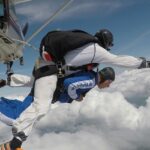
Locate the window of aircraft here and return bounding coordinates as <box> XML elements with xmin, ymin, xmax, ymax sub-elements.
<box><xmin>0</xmin><ymin>0</ymin><xmax>4</xmax><ymax>16</ymax></box>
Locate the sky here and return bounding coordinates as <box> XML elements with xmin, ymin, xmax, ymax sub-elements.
<box><xmin>1</xmin><ymin>68</ymin><xmax>150</xmax><ymax>150</ymax></box>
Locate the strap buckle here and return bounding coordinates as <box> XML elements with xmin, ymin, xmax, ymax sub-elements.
<box><xmin>56</xmin><ymin>61</ymin><xmax>65</xmax><ymax>78</ymax></box>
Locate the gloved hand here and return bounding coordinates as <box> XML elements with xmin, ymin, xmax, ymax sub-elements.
<box><xmin>10</xmin><ymin>137</ymin><xmax>23</xmax><ymax>150</ymax></box>
<box><xmin>146</xmin><ymin>61</ymin><xmax>150</xmax><ymax>67</ymax></box>
<box><xmin>138</xmin><ymin>57</ymin><xmax>150</xmax><ymax>68</ymax></box>
<box><xmin>0</xmin><ymin>72</ymin><xmax>14</xmax><ymax>88</ymax></box>
<box><xmin>0</xmin><ymin>79</ymin><xmax>6</xmax><ymax>88</ymax></box>
<box><xmin>0</xmin><ymin>140</ymin><xmax>23</xmax><ymax>150</ymax></box>
<box><xmin>7</xmin><ymin>72</ymin><xmax>14</xmax><ymax>85</ymax></box>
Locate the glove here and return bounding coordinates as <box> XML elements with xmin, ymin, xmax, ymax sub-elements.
<box><xmin>7</xmin><ymin>72</ymin><xmax>14</xmax><ymax>85</ymax></box>
<box><xmin>0</xmin><ymin>72</ymin><xmax>13</xmax><ymax>88</ymax></box>
<box><xmin>10</xmin><ymin>137</ymin><xmax>22</xmax><ymax>150</ymax></box>
<box><xmin>10</xmin><ymin>128</ymin><xmax>27</xmax><ymax>150</ymax></box>
<box><xmin>138</xmin><ymin>57</ymin><xmax>150</xmax><ymax>68</ymax></box>
<box><xmin>0</xmin><ymin>79</ymin><xmax>6</xmax><ymax>88</ymax></box>
<box><xmin>0</xmin><ymin>141</ymin><xmax>23</xmax><ymax>150</ymax></box>
<box><xmin>146</xmin><ymin>61</ymin><xmax>150</xmax><ymax>67</ymax></box>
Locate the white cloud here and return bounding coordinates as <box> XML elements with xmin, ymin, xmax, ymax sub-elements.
<box><xmin>16</xmin><ymin>0</ymin><xmax>55</xmax><ymax>22</ymax></box>
<box><xmin>1</xmin><ymin>68</ymin><xmax>150</xmax><ymax>149</ymax></box>
<box><xmin>15</xmin><ymin>0</ymin><xmax>137</xmax><ymax>23</ymax></box>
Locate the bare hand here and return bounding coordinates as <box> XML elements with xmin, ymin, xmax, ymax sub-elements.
<box><xmin>0</xmin><ymin>142</ymin><xmax>11</xmax><ymax>150</ymax></box>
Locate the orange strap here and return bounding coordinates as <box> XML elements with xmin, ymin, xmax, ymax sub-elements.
<box><xmin>16</xmin><ymin>148</ymin><xmax>23</xmax><ymax>150</ymax></box>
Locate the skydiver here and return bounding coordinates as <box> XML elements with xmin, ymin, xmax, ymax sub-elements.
<box><xmin>0</xmin><ymin>67</ymin><xmax>115</xmax><ymax>125</ymax></box>
<box><xmin>1</xmin><ymin>28</ymin><xmax>150</xmax><ymax>150</ymax></box>
<box><xmin>0</xmin><ymin>67</ymin><xmax>115</xmax><ymax>150</ymax></box>
<box><xmin>52</xmin><ymin>67</ymin><xmax>115</xmax><ymax>103</ymax></box>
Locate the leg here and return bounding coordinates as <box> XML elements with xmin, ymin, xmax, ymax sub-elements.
<box><xmin>12</xmin><ymin>74</ymin><xmax>57</xmax><ymax>137</ymax></box>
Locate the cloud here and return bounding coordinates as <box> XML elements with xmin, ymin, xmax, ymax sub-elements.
<box><xmin>16</xmin><ymin>0</ymin><xmax>55</xmax><ymax>22</ymax></box>
<box><xmin>1</xmin><ymin>68</ymin><xmax>150</xmax><ymax>149</ymax></box>
<box><xmin>15</xmin><ymin>0</ymin><xmax>137</xmax><ymax>23</ymax></box>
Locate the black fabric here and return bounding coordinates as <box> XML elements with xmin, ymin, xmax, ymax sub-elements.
<box><xmin>30</xmin><ymin>65</ymin><xmax>58</xmax><ymax>96</ymax></box>
<box><xmin>0</xmin><ymin>79</ymin><xmax>6</xmax><ymax>88</ymax></box>
<box><xmin>32</xmin><ymin>65</ymin><xmax>58</xmax><ymax>80</ymax></box>
<box><xmin>51</xmin><ymin>70</ymin><xmax>96</xmax><ymax>104</ymax></box>
<box><xmin>138</xmin><ymin>57</ymin><xmax>150</xmax><ymax>69</ymax></box>
<box><xmin>52</xmin><ymin>73</ymin><xmax>77</xmax><ymax>103</ymax></box>
<box><xmin>7</xmin><ymin>72</ymin><xmax>14</xmax><ymax>85</ymax></box>
<box><xmin>0</xmin><ymin>16</ymin><xmax>6</xmax><ymax>29</ymax></box>
<box><xmin>147</xmin><ymin>61</ymin><xmax>150</xmax><ymax>67</ymax></box>
<box><xmin>40</xmin><ymin>29</ymin><xmax>99</xmax><ymax>62</ymax></box>
<box><xmin>66</xmin><ymin>63</ymin><xmax>99</xmax><ymax>71</ymax></box>
<box><xmin>52</xmin><ymin>77</ymin><xmax>65</xmax><ymax>103</ymax></box>
<box><xmin>10</xmin><ymin>137</ymin><xmax>22</xmax><ymax>150</ymax></box>
<box><xmin>12</xmin><ymin>127</ymin><xmax>27</xmax><ymax>141</ymax></box>
<box><xmin>138</xmin><ymin>57</ymin><xmax>147</xmax><ymax>69</ymax></box>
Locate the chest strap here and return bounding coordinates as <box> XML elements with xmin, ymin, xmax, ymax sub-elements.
<box><xmin>32</xmin><ymin>63</ymin><xmax>99</xmax><ymax>80</ymax></box>
<box><xmin>66</xmin><ymin>63</ymin><xmax>98</xmax><ymax>71</ymax></box>
<box><xmin>32</xmin><ymin>65</ymin><xmax>58</xmax><ymax>80</ymax></box>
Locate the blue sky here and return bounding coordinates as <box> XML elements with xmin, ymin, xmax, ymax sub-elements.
<box><xmin>1</xmin><ymin>0</ymin><xmax>150</xmax><ymax>95</ymax></box>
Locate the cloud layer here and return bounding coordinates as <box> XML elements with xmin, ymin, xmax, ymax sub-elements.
<box><xmin>1</xmin><ymin>68</ymin><xmax>150</xmax><ymax>149</ymax></box>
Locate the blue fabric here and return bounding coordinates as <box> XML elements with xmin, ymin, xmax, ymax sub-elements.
<box><xmin>58</xmin><ymin>71</ymin><xmax>97</xmax><ymax>102</ymax></box>
<box><xmin>0</xmin><ymin>96</ymin><xmax>33</xmax><ymax>119</ymax></box>
<box><xmin>58</xmin><ymin>91</ymin><xmax>72</xmax><ymax>103</ymax></box>
<box><xmin>0</xmin><ymin>71</ymin><xmax>98</xmax><ymax>118</ymax></box>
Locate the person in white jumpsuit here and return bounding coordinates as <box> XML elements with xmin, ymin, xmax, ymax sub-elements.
<box><xmin>1</xmin><ymin>29</ymin><xmax>149</xmax><ymax>150</ymax></box>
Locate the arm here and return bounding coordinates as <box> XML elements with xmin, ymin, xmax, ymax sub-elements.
<box><xmin>0</xmin><ymin>58</ymin><xmax>46</xmax><ymax>88</ymax></box>
<box><xmin>94</xmin><ymin>44</ymin><xmax>143</xmax><ymax>68</ymax></box>
<box><xmin>0</xmin><ymin>74</ymin><xmax>34</xmax><ymax>88</ymax></box>
<box><xmin>11</xmin><ymin>74</ymin><xmax>57</xmax><ymax>147</ymax></box>
<box><xmin>64</xmin><ymin>43</ymin><xmax>145</xmax><ymax>69</ymax></box>
<box><xmin>9</xmin><ymin>74</ymin><xmax>34</xmax><ymax>87</ymax></box>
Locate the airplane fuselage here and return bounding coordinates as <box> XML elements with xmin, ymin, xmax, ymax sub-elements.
<box><xmin>0</xmin><ymin>0</ymin><xmax>24</xmax><ymax>63</ymax></box>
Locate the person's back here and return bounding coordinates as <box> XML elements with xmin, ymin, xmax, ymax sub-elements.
<box><xmin>40</xmin><ymin>30</ymin><xmax>98</xmax><ymax>63</ymax></box>
<box><xmin>53</xmin><ymin>67</ymin><xmax>115</xmax><ymax>104</ymax></box>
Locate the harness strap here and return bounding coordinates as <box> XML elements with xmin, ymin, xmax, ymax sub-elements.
<box><xmin>66</xmin><ymin>63</ymin><xmax>99</xmax><ymax>71</ymax></box>
<box><xmin>33</xmin><ymin>65</ymin><xmax>58</xmax><ymax>80</ymax></box>
<box><xmin>32</xmin><ymin>62</ymin><xmax>99</xmax><ymax>80</ymax></box>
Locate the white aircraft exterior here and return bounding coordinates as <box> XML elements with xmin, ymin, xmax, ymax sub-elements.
<box><xmin>0</xmin><ymin>0</ymin><xmax>73</xmax><ymax>73</ymax></box>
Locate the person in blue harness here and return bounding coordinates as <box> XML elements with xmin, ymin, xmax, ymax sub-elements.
<box><xmin>0</xmin><ymin>67</ymin><xmax>115</xmax><ymax>127</ymax></box>
<box><xmin>52</xmin><ymin>67</ymin><xmax>115</xmax><ymax>104</ymax></box>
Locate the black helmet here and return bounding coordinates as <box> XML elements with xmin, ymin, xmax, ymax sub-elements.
<box><xmin>95</xmin><ymin>29</ymin><xmax>114</xmax><ymax>51</ymax></box>
<box><xmin>99</xmin><ymin>67</ymin><xmax>115</xmax><ymax>81</ymax></box>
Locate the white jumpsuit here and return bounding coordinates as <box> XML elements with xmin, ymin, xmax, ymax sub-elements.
<box><xmin>9</xmin><ymin>43</ymin><xmax>142</xmax><ymax>137</ymax></box>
